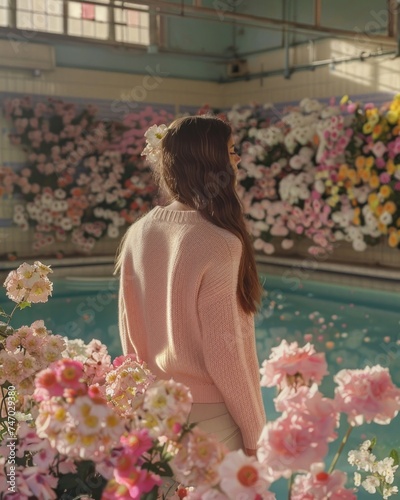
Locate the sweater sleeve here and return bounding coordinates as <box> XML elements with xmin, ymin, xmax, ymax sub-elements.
<box><xmin>118</xmin><ymin>240</ymin><xmax>143</xmax><ymax>357</ymax></box>
<box><xmin>197</xmin><ymin>235</ymin><xmax>266</xmax><ymax>449</ymax></box>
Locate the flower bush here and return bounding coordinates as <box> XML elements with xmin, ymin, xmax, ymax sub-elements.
<box><xmin>0</xmin><ymin>262</ymin><xmax>221</xmax><ymax>499</ymax></box>
<box><xmin>1</xmin><ymin>263</ymin><xmax>400</xmax><ymax>498</ymax></box>
<box><xmin>2</xmin><ymin>94</ymin><xmax>400</xmax><ymax>257</ymax></box>
<box><xmin>227</xmin><ymin>95</ymin><xmax>400</xmax><ymax>255</ymax></box>
<box><xmin>2</xmin><ymin>97</ymin><xmax>173</xmax><ymax>253</ymax></box>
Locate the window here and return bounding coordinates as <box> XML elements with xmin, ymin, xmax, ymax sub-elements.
<box><xmin>17</xmin><ymin>0</ymin><xmax>64</xmax><ymax>34</ymax></box>
<box><xmin>3</xmin><ymin>0</ymin><xmax>151</xmax><ymax>45</ymax></box>
<box><xmin>68</xmin><ymin>0</ymin><xmax>109</xmax><ymax>40</ymax></box>
<box><xmin>0</xmin><ymin>0</ymin><xmax>8</xmax><ymax>27</ymax></box>
<box><xmin>114</xmin><ymin>2</ymin><xmax>149</xmax><ymax>45</ymax></box>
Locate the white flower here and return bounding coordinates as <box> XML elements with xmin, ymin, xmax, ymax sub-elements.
<box><xmin>60</xmin><ymin>217</ymin><xmax>73</xmax><ymax>231</ymax></box>
<box><xmin>141</xmin><ymin>124</ymin><xmax>168</xmax><ymax>167</ymax></box>
<box><xmin>300</xmin><ymin>97</ymin><xmax>323</xmax><ymax>113</ymax></box>
<box><xmin>218</xmin><ymin>450</ymin><xmax>271</xmax><ymax>499</ymax></box>
<box><xmin>54</xmin><ymin>188</ymin><xmax>66</xmax><ymax>199</ymax></box>
<box><xmin>14</xmin><ymin>204</ymin><xmax>25</xmax><ymax>213</ymax></box>
<box><xmin>13</xmin><ymin>212</ymin><xmax>27</xmax><ymax>225</ymax></box>
<box><xmin>348</xmin><ymin>446</ymin><xmax>376</xmax><ymax>471</ymax></box>
<box><xmin>352</xmin><ymin>237</ymin><xmax>367</xmax><ymax>252</ymax></box>
<box><xmin>374</xmin><ymin>457</ymin><xmax>398</xmax><ymax>484</ymax></box>
<box><xmin>354</xmin><ymin>471</ymin><xmax>362</xmax><ymax>486</ymax></box>
<box><xmin>379</xmin><ymin>211</ymin><xmax>393</xmax><ymax>226</ymax></box>
<box><xmin>256</xmin><ymin>126</ymin><xmax>284</xmax><ymax>147</ymax></box>
<box><xmin>314</xmin><ymin>179</ymin><xmax>325</xmax><ymax>194</ymax></box>
<box><xmin>41</xmin><ymin>192</ymin><xmax>53</xmax><ymax>207</ymax></box>
<box><xmin>362</xmin><ymin>475</ymin><xmax>380</xmax><ymax>494</ymax></box>
<box><xmin>383</xmin><ymin>485</ymin><xmax>398</xmax><ymax>499</ymax></box>
<box><xmin>107</xmin><ymin>224</ymin><xmax>119</xmax><ymax>239</ymax></box>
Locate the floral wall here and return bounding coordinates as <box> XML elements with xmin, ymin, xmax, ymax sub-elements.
<box><xmin>1</xmin><ymin>91</ymin><xmax>400</xmax><ymax>268</ymax></box>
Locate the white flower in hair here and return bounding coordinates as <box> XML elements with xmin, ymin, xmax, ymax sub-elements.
<box><xmin>141</xmin><ymin>123</ymin><xmax>168</xmax><ymax>167</ymax></box>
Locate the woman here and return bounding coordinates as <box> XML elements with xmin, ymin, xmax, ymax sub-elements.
<box><xmin>116</xmin><ymin>115</ymin><xmax>266</xmax><ymax>456</ymax></box>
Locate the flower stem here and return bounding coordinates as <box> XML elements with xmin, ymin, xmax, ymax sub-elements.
<box><xmin>288</xmin><ymin>474</ymin><xmax>294</xmax><ymax>499</ymax></box>
<box><xmin>328</xmin><ymin>425</ymin><xmax>353</xmax><ymax>474</ymax></box>
<box><xmin>6</xmin><ymin>303</ymin><xmax>19</xmax><ymax>326</ymax></box>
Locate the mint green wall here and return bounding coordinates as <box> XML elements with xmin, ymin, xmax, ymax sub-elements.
<box><xmin>0</xmin><ymin>0</ymin><xmax>390</xmax><ymax>81</ymax></box>
<box><xmin>233</xmin><ymin>0</ymin><xmax>388</xmax><ymax>55</ymax></box>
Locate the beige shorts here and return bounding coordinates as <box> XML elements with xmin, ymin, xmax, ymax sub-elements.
<box><xmin>188</xmin><ymin>401</ymin><xmax>245</xmax><ymax>452</ymax></box>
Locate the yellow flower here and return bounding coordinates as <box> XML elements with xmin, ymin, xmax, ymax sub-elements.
<box><xmin>353</xmin><ymin>208</ymin><xmax>361</xmax><ymax>225</ymax></box>
<box><xmin>387</xmin><ymin>109</ymin><xmax>398</xmax><ymax>124</ymax></box>
<box><xmin>384</xmin><ymin>201</ymin><xmax>396</xmax><ymax>214</ymax></box>
<box><xmin>340</xmin><ymin>95</ymin><xmax>349</xmax><ymax>105</ymax></box>
<box><xmin>363</xmin><ymin>122</ymin><xmax>374</xmax><ymax>135</ymax></box>
<box><xmin>327</xmin><ymin>195</ymin><xmax>339</xmax><ymax>207</ymax></box>
<box><xmin>378</xmin><ymin>222</ymin><xmax>388</xmax><ymax>234</ymax></box>
<box><xmin>379</xmin><ymin>185</ymin><xmax>392</xmax><ymax>198</ymax></box>
<box><xmin>355</xmin><ymin>156</ymin><xmax>365</xmax><ymax>169</ymax></box>
<box><xmin>347</xmin><ymin>169</ymin><xmax>359</xmax><ymax>184</ymax></box>
<box><xmin>360</xmin><ymin>169</ymin><xmax>370</xmax><ymax>182</ymax></box>
<box><xmin>397</xmin><ymin>218</ymin><xmax>400</xmax><ymax>228</ymax></box>
<box><xmin>331</xmin><ymin>185</ymin><xmax>339</xmax><ymax>195</ymax></box>
<box><xmin>368</xmin><ymin>193</ymin><xmax>379</xmax><ymax>210</ymax></box>
<box><xmin>365</xmin><ymin>156</ymin><xmax>375</xmax><ymax>169</ymax></box>
<box><xmin>338</xmin><ymin>164</ymin><xmax>348</xmax><ymax>181</ymax></box>
<box><xmin>372</xmin><ymin>124</ymin><xmax>383</xmax><ymax>139</ymax></box>
<box><xmin>386</xmin><ymin>159</ymin><xmax>395</xmax><ymax>175</ymax></box>
<box><xmin>388</xmin><ymin>232</ymin><xmax>399</xmax><ymax>248</ymax></box>
<box><xmin>366</xmin><ymin>108</ymin><xmax>378</xmax><ymax>118</ymax></box>
<box><xmin>369</xmin><ymin>175</ymin><xmax>380</xmax><ymax>189</ymax></box>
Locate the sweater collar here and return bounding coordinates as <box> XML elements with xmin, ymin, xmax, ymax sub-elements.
<box><xmin>151</xmin><ymin>206</ymin><xmax>204</xmax><ymax>223</ymax></box>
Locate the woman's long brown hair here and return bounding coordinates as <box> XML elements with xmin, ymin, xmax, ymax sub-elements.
<box><xmin>156</xmin><ymin>115</ymin><xmax>262</xmax><ymax>315</ymax></box>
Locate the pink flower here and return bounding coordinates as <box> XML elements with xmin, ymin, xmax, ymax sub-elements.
<box><xmin>21</xmin><ymin>466</ymin><xmax>58</xmax><ymax>499</ymax></box>
<box><xmin>54</xmin><ymin>359</ymin><xmax>85</xmax><ymax>391</ymax></box>
<box><xmin>120</xmin><ymin>429</ymin><xmax>153</xmax><ymax>459</ymax></box>
<box><xmin>260</xmin><ymin>340</ymin><xmax>328</xmax><ymax>389</ymax></box>
<box><xmin>371</xmin><ymin>141</ymin><xmax>387</xmax><ymax>158</ymax></box>
<box><xmin>281</xmin><ymin>239</ymin><xmax>294</xmax><ymax>250</ymax></box>
<box><xmin>218</xmin><ymin>450</ymin><xmax>274</xmax><ymax>499</ymax></box>
<box><xmin>172</xmin><ymin>427</ymin><xmax>227</xmax><ymax>487</ymax></box>
<box><xmin>34</xmin><ymin>368</ymin><xmax>64</xmax><ymax>401</ymax></box>
<box><xmin>291</xmin><ymin>463</ymin><xmax>356</xmax><ymax>499</ymax></box>
<box><xmin>334</xmin><ymin>366</ymin><xmax>400</xmax><ymax>425</ymax></box>
<box><xmin>347</xmin><ymin>103</ymin><xmax>357</xmax><ymax>113</ymax></box>
<box><xmin>3</xmin><ymin>262</ymin><xmax>53</xmax><ymax>304</ymax></box>
<box><xmin>114</xmin><ymin>459</ymin><xmax>161</xmax><ymax>499</ymax></box>
<box><xmin>257</xmin><ymin>412</ymin><xmax>330</xmax><ymax>479</ymax></box>
<box><xmin>102</xmin><ymin>480</ymin><xmax>133</xmax><ymax>500</ymax></box>
<box><xmin>379</xmin><ymin>172</ymin><xmax>391</xmax><ymax>184</ymax></box>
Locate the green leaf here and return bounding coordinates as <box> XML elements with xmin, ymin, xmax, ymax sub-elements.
<box><xmin>390</xmin><ymin>449</ymin><xmax>399</xmax><ymax>466</ymax></box>
<box><xmin>0</xmin><ymin>322</ymin><xmax>14</xmax><ymax>337</ymax></box>
<box><xmin>0</xmin><ymin>307</ymin><xmax>9</xmax><ymax>318</ymax></box>
<box><xmin>142</xmin><ymin>459</ymin><xmax>174</xmax><ymax>478</ymax></box>
<box><xmin>18</xmin><ymin>301</ymin><xmax>31</xmax><ymax>310</ymax></box>
<box><xmin>369</xmin><ymin>437</ymin><xmax>377</xmax><ymax>450</ymax></box>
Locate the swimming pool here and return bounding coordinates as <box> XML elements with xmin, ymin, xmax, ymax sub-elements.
<box><xmin>1</xmin><ymin>272</ymin><xmax>399</xmax><ymax>498</ymax></box>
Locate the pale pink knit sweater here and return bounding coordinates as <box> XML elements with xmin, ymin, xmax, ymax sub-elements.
<box><xmin>118</xmin><ymin>206</ymin><xmax>266</xmax><ymax>449</ymax></box>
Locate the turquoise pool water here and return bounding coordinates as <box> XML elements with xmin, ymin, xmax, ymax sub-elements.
<box><xmin>1</xmin><ymin>273</ymin><xmax>399</xmax><ymax>498</ymax></box>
